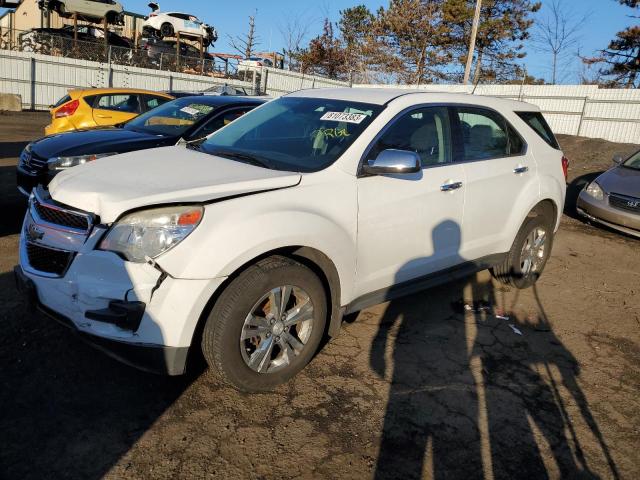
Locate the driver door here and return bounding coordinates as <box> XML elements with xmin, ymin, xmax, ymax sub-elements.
<box><xmin>354</xmin><ymin>106</ymin><xmax>466</xmax><ymax>298</ymax></box>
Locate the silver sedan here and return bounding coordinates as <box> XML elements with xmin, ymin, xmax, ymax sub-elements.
<box><xmin>577</xmin><ymin>150</ymin><xmax>640</xmax><ymax>238</ymax></box>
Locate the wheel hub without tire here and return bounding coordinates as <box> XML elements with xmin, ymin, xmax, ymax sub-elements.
<box><xmin>240</xmin><ymin>285</ymin><xmax>314</xmax><ymax>374</ymax></box>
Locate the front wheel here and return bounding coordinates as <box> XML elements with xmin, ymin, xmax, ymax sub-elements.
<box><xmin>492</xmin><ymin>216</ymin><xmax>554</xmax><ymax>289</ymax></box>
<box><xmin>201</xmin><ymin>256</ymin><xmax>327</xmax><ymax>392</ymax></box>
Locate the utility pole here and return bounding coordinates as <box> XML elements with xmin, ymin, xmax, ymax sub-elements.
<box><xmin>463</xmin><ymin>0</ymin><xmax>482</xmax><ymax>85</ymax></box>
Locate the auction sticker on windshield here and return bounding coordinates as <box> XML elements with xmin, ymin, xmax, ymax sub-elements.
<box><xmin>180</xmin><ymin>104</ymin><xmax>214</xmax><ymax>117</ymax></box>
<box><xmin>320</xmin><ymin>112</ymin><xmax>368</xmax><ymax>124</ymax></box>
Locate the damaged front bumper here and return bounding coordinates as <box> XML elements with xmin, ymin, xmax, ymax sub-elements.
<box><xmin>17</xmin><ymin>189</ymin><xmax>226</xmax><ymax>375</ymax></box>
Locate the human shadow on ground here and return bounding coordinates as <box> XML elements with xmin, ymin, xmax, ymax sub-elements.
<box><xmin>370</xmin><ymin>220</ymin><xmax>618</xmax><ymax>479</ymax></box>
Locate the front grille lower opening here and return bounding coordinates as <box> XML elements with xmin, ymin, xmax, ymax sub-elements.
<box><xmin>26</xmin><ymin>242</ymin><xmax>74</xmax><ymax>276</ymax></box>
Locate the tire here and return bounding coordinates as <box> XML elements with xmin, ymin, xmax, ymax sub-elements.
<box><xmin>160</xmin><ymin>23</ymin><xmax>174</xmax><ymax>38</ymax></box>
<box><xmin>201</xmin><ymin>255</ymin><xmax>327</xmax><ymax>392</ymax></box>
<box><xmin>492</xmin><ymin>215</ymin><xmax>554</xmax><ymax>289</ymax></box>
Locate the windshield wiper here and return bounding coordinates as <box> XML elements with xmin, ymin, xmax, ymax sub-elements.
<box><xmin>207</xmin><ymin>149</ymin><xmax>271</xmax><ymax>169</ymax></box>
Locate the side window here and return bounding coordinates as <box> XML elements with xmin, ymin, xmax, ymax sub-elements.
<box><xmin>144</xmin><ymin>95</ymin><xmax>170</xmax><ymax>111</ymax></box>
<box><xmin>192</xmin><ymin>108</ymin><xmax>252</xmax><ymax>139</ymax></box>
<box><xmin>96</xmin><ymin>94</ymin><xmax>141</xmax><ymax>113</ymax></box>
<box><xmin>368</xmin><ymin>107</ymin><xmax>452</xmax><ymax>167</ymax></box>
<box><xmin>516</xmin><ymin>111</ymin><xmax>560</xmax><ymax>149</ymax></box>
<box><xmin>456</xmin><ymin>107</ymin><xmax>511</xmax><ymax>161</ymax></box>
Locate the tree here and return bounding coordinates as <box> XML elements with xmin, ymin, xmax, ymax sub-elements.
<box><xmin>296</xmin><ymin>19</ymin><xmax>348</xmax><ymax>79</ymax></box>
<box><xmin>377</xmin><ymin>0</ymin><xmax>452</xmax><ymax>84</ymax></box>
<box><xmin>228</xmin><ymin>12</ymin><xmax>260</xmax><ymax>59</ymax></box>
<box><xmin>278</xmin><ymin>11</ymin><xmax>311</xmax><ymax>71</ymax></box>
<box><xmin>533</xmin><ymin>0</ymin><xmax>588</xmax><ymax>84</ymax></box>
<box><xmin>586</xmin><ymin>0</ymin><xmax>640</xmax><ymax>87</ymax></box>
<box><xmin>443</xmin><ymin>0</ymin><xmax>541</xmax><ymax>83</ymax></box>
<box><xmin>338</xmin><ymin>5</ymin><xmax>392</xmax><ymax>83</ymax></box>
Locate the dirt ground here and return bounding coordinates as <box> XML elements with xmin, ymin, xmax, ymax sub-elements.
<box><xmin>0</xmin><ymin>112</ymin><xmax>638</xmax><ymax>480</ymax></box>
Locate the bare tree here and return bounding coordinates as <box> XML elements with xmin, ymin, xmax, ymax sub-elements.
<box><xmin>278</xmin><ymin>11</ymin><xmax>311</xmax><ymax>70</ymax></box>
<box><xmin>533</xmin><ymin>0</ymin><xmax>589</xmax><ymax>84</ymax></box>
<box><xmin>228</xmin><ymin>11</ymin><xmax>260</xmax><ymax>59</ymax></box>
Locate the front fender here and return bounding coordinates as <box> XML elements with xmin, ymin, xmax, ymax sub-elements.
<box><xmin>157</xmin><ymin>175</ymin><xmax>358</xmax><ymax>305</ymax></box>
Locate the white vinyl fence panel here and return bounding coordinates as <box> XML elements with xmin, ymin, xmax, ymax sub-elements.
<box><xmin>0</xmin><ymin>51</ymin><xmax>349</xmax><ymax>110</ymax></box>
<box><xmin>260</xmin><ymin>67</ymin><xmax>349</xmax><ymax>97</ymax></box>
<box><xmin>0</xmin><ymin>50</ymin><xmax>255</xmax><ymax>110</ymax></box>
<box><xmin>355</xmin><ymin>83</ymin><xmax>640</xmax><ymax>144</ymax></box>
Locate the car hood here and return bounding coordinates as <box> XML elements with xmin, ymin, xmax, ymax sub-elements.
<box><xmin>599</xmin><ymin>166</ymin><xmax>640</xmax><ymax>198</ymax></box>
<box><xmin>48</xmin><ymin>146</ymin><xmax>301</xmax><ymax>223</ymax></box>
<box><xmin>31</xmin><ymin>128</ymin><xmax>172</xmax><ymax>159</ymax></box>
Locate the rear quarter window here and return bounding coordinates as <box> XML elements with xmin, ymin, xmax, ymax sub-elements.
<box><xmin>516</xmin><ymin>111</ymin><xmax>560</xmax><ymax>150</ymax></box>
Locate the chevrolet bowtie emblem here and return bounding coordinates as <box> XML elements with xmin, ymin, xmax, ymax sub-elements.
<box><xmin>26</xmin><ymin>223</ymin><xmax>44</xmax><ymax>242</ymax></box>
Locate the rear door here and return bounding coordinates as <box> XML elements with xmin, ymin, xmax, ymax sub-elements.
<box><xmin>92</xmin><ymin>93</ymin><xmax>142</xmax><ymax>126</ymax></box>
<box><xmin>453</xmin><ymin>106</ymin><xmax>536</xmax><ymax>260</ymax></box>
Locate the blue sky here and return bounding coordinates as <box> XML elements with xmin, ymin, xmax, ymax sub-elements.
<box><xmin>3</xmin><ymin>0</ymin><xmax>636</xmax><ymax>83</ymax></box>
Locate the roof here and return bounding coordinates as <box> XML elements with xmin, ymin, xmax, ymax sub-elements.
<box><xmin>68</xmin><ymin>88</ymin><xmax>175</xmax><ymax>97</ymax></box>
<box><xmin>167</xmin><ymin>95</ymin><xmax>266</xmax><ymax>106</ymax></box>
<box><xmin>287</xmin><ymin>87</ymin><xmax>540</xmax><ymax>111</ymax></box>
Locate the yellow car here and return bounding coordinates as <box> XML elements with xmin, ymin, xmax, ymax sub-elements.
<box><xmin>45</xmin><ymin>88</ymin><xmax>174</xmax><ymax>136</ymax></box>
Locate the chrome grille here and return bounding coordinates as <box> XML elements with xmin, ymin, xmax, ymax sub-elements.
<box><xmin>33</xmin><ymin>201</ymin><xmax>90</xmax><ymax>231</ymax></box>
<box><xmin>25</xmin><ymin>242</ymin><xmax>74</xmax><ymax>276</ymax></box>
<box><xmin>609</xmin><ymin>193</ymin><xmax>640</xmax><ymax>214</ymax></box>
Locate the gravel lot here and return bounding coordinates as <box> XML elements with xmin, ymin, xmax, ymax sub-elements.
<box><xmin>0</xmin><ymin>111</ymin><xmax>638</xmax><ymax>480</ymax></box>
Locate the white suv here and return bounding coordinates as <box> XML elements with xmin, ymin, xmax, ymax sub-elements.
<box><xmin>16</xmin><ymin>89</ymin><xmax>567</xmax><ymax>391</ymax></box>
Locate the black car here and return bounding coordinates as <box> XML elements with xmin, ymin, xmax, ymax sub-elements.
<box><xmin>17</xmin><ymin>95</ymin><xmax>265</xmax><ymax>195</ymax></box>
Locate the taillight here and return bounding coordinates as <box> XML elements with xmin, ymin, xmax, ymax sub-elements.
<box><xmin>55</xmin><ymin>99</ymin><xmax>79</xmax><ymax>119</ymax></box>
<box><xmin>561</xmin><ymin>155</ymin><xmax>569</xmax><ymax>181</ymax></box>
<box><xmin>256</xmin><ymin>62</ymin><xmax>263</xmax><ymax>66</ymax></box>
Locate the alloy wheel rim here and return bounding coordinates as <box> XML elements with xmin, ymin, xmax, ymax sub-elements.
<box><xmin>520</xmin><ymin>227</ymin><xmax>547</xmax><ymax>277</ymax></box>
<box><xmin>240</xmin><ymin>285</ymin><xmax>314</xmax><ymax>374</ymax></box>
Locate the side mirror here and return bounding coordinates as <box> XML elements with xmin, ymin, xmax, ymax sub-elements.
<box><xmin>612</xmin><ymin>154</ymin><xmax>625</xmax><ymax>165</ymax></box>
<box><xmin>362</xmin><ymin>149</ymin><xmax>421</xmax><ymax>176</ymax></box>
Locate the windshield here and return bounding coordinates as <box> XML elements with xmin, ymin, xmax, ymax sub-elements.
<box><xmin>199</xmin><ymin>97</ymin><xmax>383</xmax><ymax>172</ymax></box>
<box><xmin>623</xmin><ymin>151</ymin><xmax>640</xmax><ymax>170</ymax></box>
<box><xmin>125</xmin><ymin>98</ymin><xmax>216</xmax><ymax>136</ymax></box>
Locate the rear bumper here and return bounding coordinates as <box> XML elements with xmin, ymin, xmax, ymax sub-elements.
<box><xmin>14</xmin><ymin>265</ymin><xmax>189</xmax><ymax>375</ymax></box>
<box><xmin>577</xmin><ymin>190</ymin><xmax>640</xmax><ymax>238</ymax></box>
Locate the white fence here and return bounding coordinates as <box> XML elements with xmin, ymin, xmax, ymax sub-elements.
<box><xmin>356</xmin><ymin>84</ymin><xmax>640</xmax><ymax>145</ymax></box>
<box><xmin>1</xmin><ymin>49</ymin><xmax>637</xmax><ymax>144</ymax></box>
<box><xmin>0</xmin><ymin>50</ymin><xmax>349</xmax><ymax>110</ymax></box>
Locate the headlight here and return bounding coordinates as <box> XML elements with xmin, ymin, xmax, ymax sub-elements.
<box><xmin>48</xmin><ymin>153</ymin><xmax>117</xmax><ymax>171</ymax></box>
<box><xmin>99</xmin><ymin>205</ymin><xmax>204</xmax><ymax>262</ymax></box>
<box><xmin>585</xmin><ymin>181</ymin><xmax>604</xmax><ymax>201</ymax></box>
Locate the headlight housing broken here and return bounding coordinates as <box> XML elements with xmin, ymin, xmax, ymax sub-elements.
<box><xmin>100</xmin><ymin>205</ymin><xmax>204</xmax><ymax>262</ymax></box>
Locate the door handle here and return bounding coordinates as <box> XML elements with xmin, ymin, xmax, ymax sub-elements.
<box><xmin>514</xmin><ymin>166</ymin><xmax>529</xmax><ymax>174</ymax></box>
<box><xmin>96</xmin><ymin>114</ymin><xmax>112</xmax><ymax>119</ymax></box>
<box><xmin>440</xmin><ymin>181</ymin><xmax>463</xmax><ymax>192</ymax></box>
